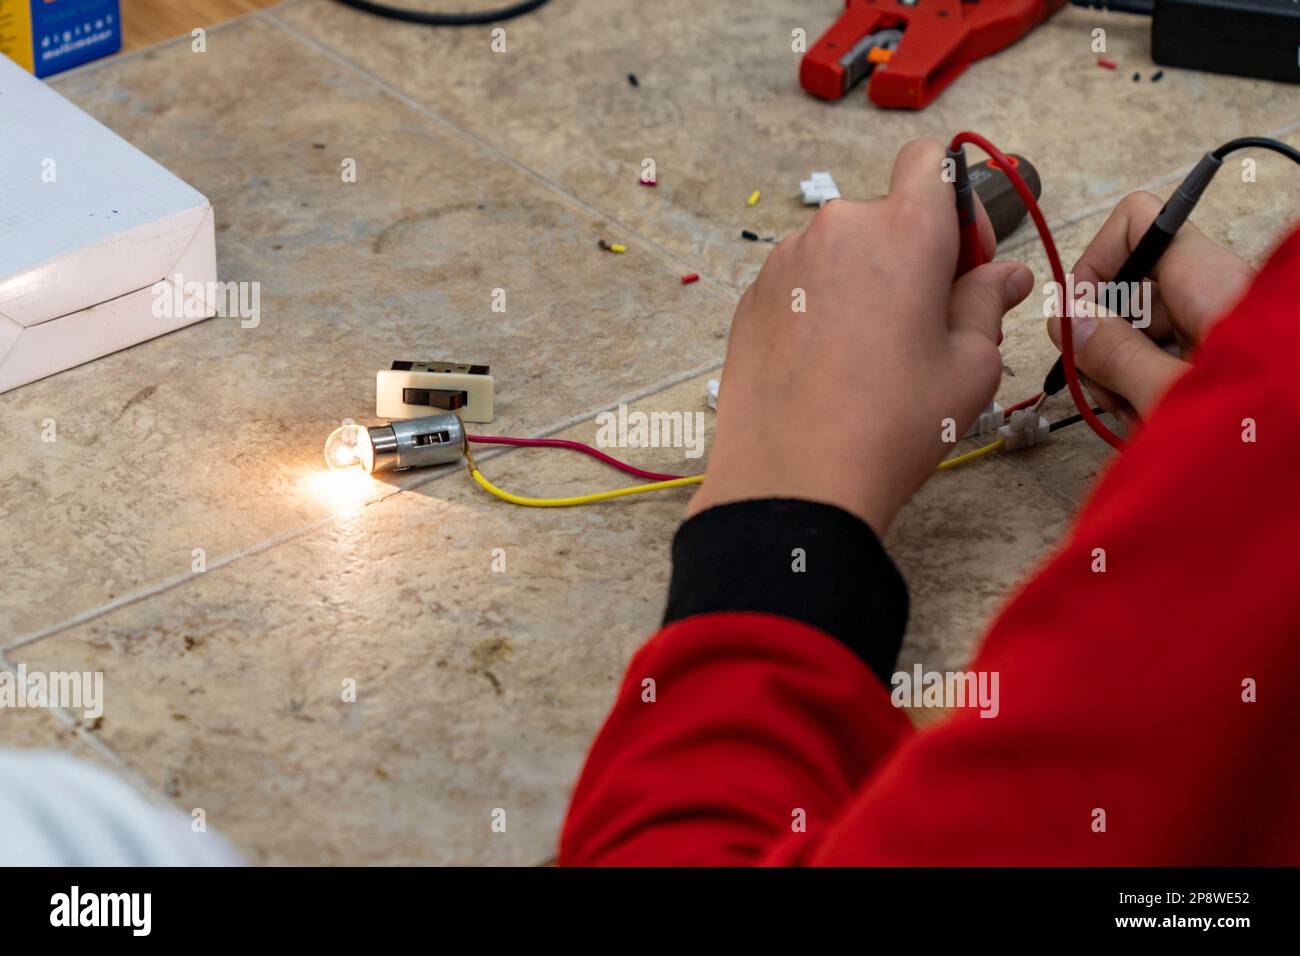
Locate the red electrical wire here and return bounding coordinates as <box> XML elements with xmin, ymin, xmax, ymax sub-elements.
<box><xmin>1004</xmin><ymin>393</ymin><xmax>1042</xmax><ymax>415</ymax></box>
<box><xmin>950</xmin><ymin>132</ymin><xmax>1125</xmax><ymax>451</ymax></box>
<box><xmin>466</xmin><ymin>434</ymin><xmax>684</xmax><ymax>482</ymax></box>
<box><xmin>475</xmin><ymin>392</ymin><xmax>1042</xmax><ymax>483</ymax></box>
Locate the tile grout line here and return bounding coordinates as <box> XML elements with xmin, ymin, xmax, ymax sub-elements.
<box><xmin>257</xmin><ymin>6</ymin><xmax>742</xmax><ymax>305</ymax></box>
<box><xmin>997</xmin><ymin>443</ymin><xmax>1098</xmax><ymax>511</ymax></box>
<box><xmin>0</xmin><ymin>650</ymin><xmax>169</xmax><ymax>808</ymax></box>
<box><xmin>3</xmin><ymin>359</ymin><xmax>723</xmax><ymax>654</ymax></box>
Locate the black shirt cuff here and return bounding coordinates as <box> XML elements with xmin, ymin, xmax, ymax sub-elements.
<box><xmin>663</xmin><ymin>499</ymin><xmax>908</xmax><ymax>684</ymax></box>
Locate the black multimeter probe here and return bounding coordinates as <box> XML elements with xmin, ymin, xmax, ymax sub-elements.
<box><xmin>1041</xmin><ymin>137</ymin><xmax>1300</xmax><ymax>398</ymax></box>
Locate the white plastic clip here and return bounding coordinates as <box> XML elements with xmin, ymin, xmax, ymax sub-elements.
<box><xmin>800</xmin><ymin>171</ymin><xmax>841</xmax><ymax>207</ymax></box>
<box><xmin>964</xmin><ymin>400</ymin><xmax>1005</xmax><ymax>438</ymax></box>
<box><xmin>998</xmin><ymin>409</ymin><xmax>1051</xmax><ymax>451</ymax></box>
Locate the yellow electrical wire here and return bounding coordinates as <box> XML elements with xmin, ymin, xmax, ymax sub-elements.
<box><xmin>465</xmin><ymin>435</ymin><xmax>1005</xmax><ymax>508</ymax></box>
<box><xmin>936</xmin><ymin>436</ymin><xmax>1005</xmax><ymax>471</ymax></box>
<box><xmin>469</xmin><ymin>465</ymin><xmax>702</xmax><ymax>507</ymax></box>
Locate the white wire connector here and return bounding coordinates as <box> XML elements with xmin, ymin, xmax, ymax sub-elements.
<box><xmin>998</xmin><ymin>410</ymin><xmax>1051</xmax><ymax>451</ymax></box>
<box><xmin>705</xmin><ymin>378</ymin><xmax>720</xmax><ymax>410</ymax></box>
<box><xmin>964</xmin><ymin>400</ymin><xmax>1004</xmax><ymax>438</ymax></box>
<box><xmin>800</xmin><ymin>171</ymin><xmax>840</xmax><ymax>207</ymax></box>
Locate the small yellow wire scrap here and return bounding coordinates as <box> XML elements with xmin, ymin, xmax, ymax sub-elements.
<box><xmin>937</xmin><ymin>437</ymin><xmax>1005</xmax><ymax>471</ymax></box>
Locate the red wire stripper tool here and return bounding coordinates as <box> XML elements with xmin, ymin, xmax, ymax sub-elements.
<box><xmin>801</xmin><ymin>0</ymin><xmax>1066</xmax><ymax>109</ymax></box>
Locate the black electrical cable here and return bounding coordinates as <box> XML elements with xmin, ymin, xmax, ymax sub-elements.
<box><xmin>332</xmin><ymin>0</ymin><xmax>552</xmax><ymax>26</ymax></box>
<box><xmin>1212</xmin><ymin>137</ymin><xmax>1300</xmax><ymax>167</ymax></box>
<box><xmin>1050</xmin><ymin>407</ymin><xmax>1105</xmax><ymax>433</ymax></box>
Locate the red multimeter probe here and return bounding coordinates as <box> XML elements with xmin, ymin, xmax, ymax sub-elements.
<box><xmin>802</xmin><ymin>0</ymin><xmax>1067</xmax><ymax>110</ymax></box>
<box><xmin>957</xmin><ymin>151</ymin><xmax>1040</xmax><ymax>276</ymax></box>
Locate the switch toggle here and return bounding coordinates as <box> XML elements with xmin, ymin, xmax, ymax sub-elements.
<box><xmin>402</xmin><ymin>387</ymin><xmax>468</xmax><ymax>411</ymax></box>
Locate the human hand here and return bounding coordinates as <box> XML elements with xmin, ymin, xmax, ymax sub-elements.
<box><xmin>689</xmin><ymin>138</ymin><xmax>1035</xmax><ymax>535</ymax></box>
<box><xmin>1047</xmin><ymin>191</ymin><xmax>1255</xmax><ymax>429</ymax></box>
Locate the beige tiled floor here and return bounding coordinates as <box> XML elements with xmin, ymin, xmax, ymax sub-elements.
<box><xmin>275</xmin><ymin>1</ymin><xmax>1300</xmax><ymax>288</ymax></box>
<box><xmin>3</xmin><ymin>0</ymin><xmax>1299</xmax><ymax>863</ymax></box>
<box><xmin>0</xmin><ymin>14</ymin><xmax>732</xmax><ymax>642</ymax></box>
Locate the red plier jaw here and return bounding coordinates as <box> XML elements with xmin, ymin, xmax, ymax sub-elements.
<box><xmin>799</xmin><ymin>2</ymin><xmax>903</xmax><ymax>102</ymax></box>
<box><xmin>800</xmin><ymin>0</ymin><xmax>1066</xmax><ymax>110</ymax></box>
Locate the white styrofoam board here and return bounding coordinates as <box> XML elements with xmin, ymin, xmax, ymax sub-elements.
<box><xmin>0</xmin><ymin>51</ymin><xmax>216</xmax><ymax>391</ymax></box>
<box><xmin>0</xmin><ymin>208</ymin><xmax>216</xmax><ymax>393</ymax></box>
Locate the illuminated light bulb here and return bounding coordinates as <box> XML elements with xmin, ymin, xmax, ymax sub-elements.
<box><xmin>323</xmin><ymin>422</ymin><xmax>375</xmax><ymax>475</ymax></box>
<box><xmin>322</xmin><ymin>413</ymin><xmax>466</xmax><ymax>475</ymax></box>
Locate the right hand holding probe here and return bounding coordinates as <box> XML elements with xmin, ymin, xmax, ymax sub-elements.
<box><xmin>1045</xmin><ymin>191</ymin><xmax>1254</xmax><ymax>430</ymax></box>
<box><xmin>1042</xmin><ymin>137</ymin><xmax>1300</xmax><ymax>424</ymax></box>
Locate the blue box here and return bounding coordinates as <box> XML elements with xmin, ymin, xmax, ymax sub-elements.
<box><xmin>0</xmin><ymin>0</ymin><xmax>122</xmax><ymax>78</ymax></box>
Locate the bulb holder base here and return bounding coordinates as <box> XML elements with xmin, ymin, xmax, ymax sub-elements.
<box><xmin>368</xmin><ymin>413</ymin><xmax>466</xmax><ymax>473</ymax></box>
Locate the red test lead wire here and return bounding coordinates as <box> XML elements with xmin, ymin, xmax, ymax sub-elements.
<box><xmin>956</xmin><ymin>215</ymin><xmax>987</xmax><ymax>276</ymax></box>
<box><xmin>949</xmin><ymin>131</ymin><xmax>1125</xmax><ymax>451</ymax></box>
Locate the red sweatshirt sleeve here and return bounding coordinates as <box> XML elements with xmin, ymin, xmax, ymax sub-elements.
<box><xmin>561</xmin><ymin>225</ymin><xmax>1300</xmax><ymax>867</ymax></box>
